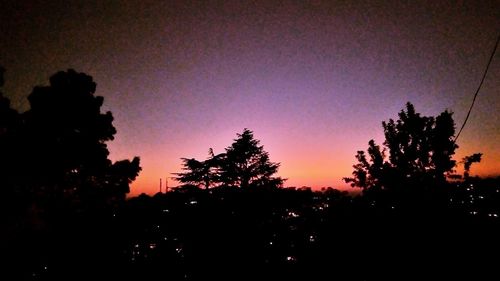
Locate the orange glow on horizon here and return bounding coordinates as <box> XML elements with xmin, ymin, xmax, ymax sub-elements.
<box><xmin>126</xmin><ymin>143</ymin><xmax>500</xmax><ymax>197</ymax></box>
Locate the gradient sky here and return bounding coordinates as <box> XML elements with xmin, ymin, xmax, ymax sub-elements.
<box><xmin>1</xmin><ymin>0</ymin><xmax>499</xmax><ymax>196</ymax></box>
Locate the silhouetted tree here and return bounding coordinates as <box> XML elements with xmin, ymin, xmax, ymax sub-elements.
<box><xmin>462</xmin><ymin>153</ymin><xmax>482</xmax><ymax>179</ymax></box>
<box><xmin>174</xmin><ymin>149</ymin><xmax>221</xmax><ymax>189</ymax></box>
<box><xmin>345</xmin><ymin>140</ymin><xmax>385</xmax><ymax>190</ymax></box>
<box><xmin>219</xmin><ymin>129</ymin><xmax>284</xmax><ymax>188</ymax></box>
<box><xmin>99</xmin><ymin>157</ymin><xmax>142</xmax><ymax>202</ymax></box>
<box><xmin>344</xmin><ymin>102</ymin><xmax>457</xmax><ymax>192</ymax></box>
<box><xmin>0</xmin><ymin>69</ymin><xmax>143</xmax><ymax>279</ymax></box>
<box><xmin>174</xmin><ymin>129</ymin><xmax>284</xmax><ymax>189</ymax></box>
<box><xmin>1</xmin><ymin>69</ymin><xmax>141</xmax><ymax>209</ymax></box>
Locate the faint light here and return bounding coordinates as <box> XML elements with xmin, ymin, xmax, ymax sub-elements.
<box><xmin>288</xmin><ymin>211</ymin><xmax>299</xmax><ymax>218</ymax></box>
<box><xmin>309</xmin><ymin>235</ymin><xmax>316</xmax><ymax>242</ymax></box>
<box><xmin>134</xmin><ymin>244</ymin><xmax>139</xmax><ymax>248</ymax></box>
<box><xmin>176</xmin><ymin>247</ymin><xmax>183</xmax><ymax>254</ymax></box>
<box><xmin>391</xmin><ymin>206</ymin><xmax>395</xmax><ymax>210</ymax></box>
<box><xmin>470</xmin><ymin>211</ymin><xmax>478</xmax><ymax>215</ymax></box>
<box><xmin>162</xmin><ymin>209</ymin><xmax>170</xmax><ymax>213</ymax></box>
<box><xmin>44</xmin><ymin>266</ymin><xmax>48</xmax><ymax>270</ymax></box>
<box><xmin>479</xmin><ymin>196</ymin><xmax>484</xmax><ymax>199</ymax></box>
<box><xmin>286</xmin><ymin>256</ymin><xmax>296</xmax><ymax>262</ymax></box>
<box><xmin>269</xmin><ymin>241</ymin><xmax>273</xmax><ymax>245</ymax></box>
<box><xmin>149</xmin><ymin>243</ymin><xmax>156</xmax><ymax>250</ymax></box>
<box><xmin>189</xmin><ymin>200</ymin><xmax>198</xmax><ymax>205</ymax></box>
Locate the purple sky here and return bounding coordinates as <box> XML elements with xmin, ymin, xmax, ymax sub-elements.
<box><xmin>1</xmin><ymin>0</ymin><xmax>499</xmax><ymax>195</ymax></box>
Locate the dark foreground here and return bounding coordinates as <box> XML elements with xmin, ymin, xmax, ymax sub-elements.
<box><xmin>3</xmin><ymin>178</ymin><xmax>500</xmax><ymax>280</ymax></box>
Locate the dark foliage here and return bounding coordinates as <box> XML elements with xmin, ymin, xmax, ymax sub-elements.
<box><xmin>174</xmin><ymin>149</ymin><xmax>221</xmax><ymax>189</ymax></box>
<box><xmin>0</xmin><ymin>69</ymin><xmax>141</xmax><ymax>279</ymax></box>
<box><xmin>174</xmin><ymin>129</ymin><xmax>284</xmax><ymax>189</ymax></box>
<box><xmin>35</xmin><ymin>177</ymin><xmax>497</xmax><ymax>280</ymax></box>
<box><xmin>344</xmin><ymin>102</ymin><xmax>458</xmax><ymax>192</ymax></box>
<box><xmin>1</xmin><ymin>69</ymin><xmax>141</xmax><ymax>204</ymax></box>
<box><xmin>463</xmin><ymin>153</ymin><xmax>483</xmax><ymax>179</ymax></box>
<box><xmin>2</xmin><ymin>71</ymin><xmax>498</xmax><ymax>281</ymax></box>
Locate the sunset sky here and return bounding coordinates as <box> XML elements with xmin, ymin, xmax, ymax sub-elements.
<box><xmin>1</xmin><ymin>0</ymin><xmax>499</xmax><ymax>195</ymax></box>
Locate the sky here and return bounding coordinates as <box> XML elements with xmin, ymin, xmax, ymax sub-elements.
<box><xmin>1</xmin><ymin>0</ymin><xmax>499</xmax><ymax>196</ymax></box>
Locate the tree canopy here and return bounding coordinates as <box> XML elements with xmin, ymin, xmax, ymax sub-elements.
<box><xmin>0</xmin><ymin>69</ymin><xmax>141</xmax><ymax>208</ymax></box>
<box><xmin>344</xmin><ymin>102</ymin><xmax>458</xmax><ymax>192</ymax></box>
<box><xmin>175</xmin><ymin>149</ymin><xmax>221</xmax><ymax>189</ymax></box>
<box><xmin>462</xmin><ymin>153</ymin><xmax>482</xmax><ymax>179</ymax></box>
<box><xmin>174</xmin><ymin>129</ymin><xmax>284</xmax><ymax>189</ymax></box>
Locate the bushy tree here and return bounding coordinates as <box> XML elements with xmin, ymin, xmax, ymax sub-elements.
<box><xmin>1</xmin><ymin>69</ymin><xmax>141</xmax><ymax>207</ymax></box>
<box><xmin>344</xmin><ymin>103</ymin><xmax>457</xmax><ymax>192</ymax></box>
<box><xmin>174</xmin><ymin>129</ymin><xmax>284</xmax><ymax>188</ymax></box>
<box><xmin>174</xmin><ymin>149</ymin><xmax>221</xmax><ymax>189</ymax></box>
<box><xmin>0</xmin><ymin>69</ymin><xmax>144</xmax><ymax>280</ymax></box>
<box><xmin>462</xmin><ymin>153</ymin><xmax>482</xmax><ymax>179</ymax></box>
<box><xmin>220</xmin><ymin>129</ymin><xmax>283</xmax><ymax>188</ymax></box>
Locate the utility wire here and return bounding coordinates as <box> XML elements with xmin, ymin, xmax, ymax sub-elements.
<box><xmin>454</xmin><ymin>34</ymin><xmax>500</xmax><ymax>143</ymax></box>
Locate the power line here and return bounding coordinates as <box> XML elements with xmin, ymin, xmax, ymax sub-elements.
<box><xmin>454</xmin><ymin>34</ymin><xmax>500</xmax><ymax>143</ymax></box>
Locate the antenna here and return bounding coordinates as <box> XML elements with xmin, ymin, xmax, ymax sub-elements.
<box><xmin>160</xmin><ymin>178</ymin><xmax>162</xmax><ymax>193</ymax></box>
<box><xmin>165</xmin><ymin>176</ymin><xmax>169</xmax><ymax>192</ymax></box>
